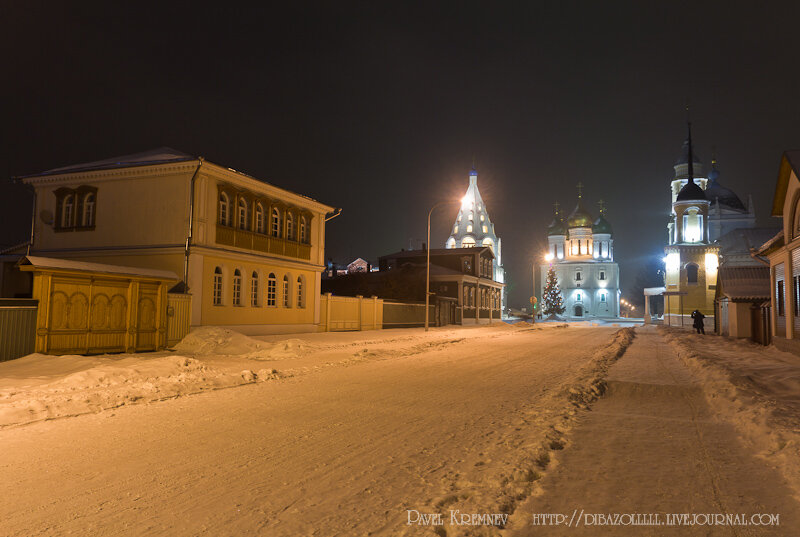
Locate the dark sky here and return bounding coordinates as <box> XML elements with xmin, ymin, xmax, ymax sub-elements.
<box><xmin>2</xmin><ymin>2</ymin><xmax>799</xmax><ymax>307</ymax></box>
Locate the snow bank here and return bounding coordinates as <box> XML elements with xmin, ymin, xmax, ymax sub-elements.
<box><xmin>661</xmin><ymin>327</ymin><xmax>800</xmax><ymax>501</ymax></box>
<box><xmin>174</xmin><ymin>326</ymin><xmax>315</xmax><ymax>360</ymax></box>
<box><xmin>0</xmin><ymin>354</ymin><xmax>282</xmax><ymax>428</ymax></box>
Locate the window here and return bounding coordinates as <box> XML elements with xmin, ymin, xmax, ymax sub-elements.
<box><xmin>453</xmin><ymin>225</ymin><xmax>458</xmax><ymax>234</ymax></box>
<box><xmin>462</xmin><ymin>257</ymin><xmax>472</xmax><ymax>273</ymax></box>
<box><xmin>283</xmin><ymin>275</ymin><xmax>290</xmax><ymax>307</ymax></box>
<box><xmin>446</xmin><ymin>237</ymin><xmax>456</xmax><ymax>248</ymax></box>
<box><xmin>599</xmin><ymin>270</ymin><xmax>606</xmax><ymax>281</ymax></box>
<box><xmin>576</xmin><ymin>292</ymin><xmax>582</xmax><ymax>302</ymax></box>
<box><xmin>233</xmin><ymin>269</ymin><xmax>242</xmax><ymax>306</ymax></box>
<box><xmin>238</xmin><ymin>198</ymin><xmax>248</xmax><ymax>230</ymax></box>
<box><xmin>287</xmin><ymin>213</ymin><xmax>295</xmax><ymax>241</ymax></box>
<box><xmin>255</xmin><ymin>203</ymin><xmax>265</xmax><ymax>234</ymax></box>
<box><xmin>300</xmin><ymin>216</ymin><xmax>307</xmax><ymax>243</ymax></box>
<box><xmin>599</xmin><ymin>243</ymin><xmax>604</xmax><ymax>257</ymax></box>
<box><xmin>219</xmin><ymin>192</ymin><xmax>230</xmax><ymax>226</ymax></box>
<box><xmin>251</xmin><ymin>271</ymin><xmax>259</xmax><ymax>306</ymax></box>
<box><xmin>82</xmin><ymin>193</ymin><xmax>95</xmax><ymax>227</ymax></box>
<box><xmin>463</xmin><ymin>286</ymin><xmax>469</xmax><ymax>307</ymax></box>
<box><xmin>683</xmin><ymin>208</ymin><xmax>703</xmax><ymax>243</ymax></box>
<box><xmin>267</xmin><ymin>273</ymin><xmax>277</xmax><ymax>306</ymax></box>
<box><xmin>777</xmin><ymin>280</ymin><xmax>785</xmax><ymax>316</ymax></box>
<box><xmin>271</xmin><ymin>208</ymin><xmax>281</xmax><ymax>237</ymax></box>
<box><xmin>469</xmin><ymin>211</ymin><xmax>474</xmax><ymax>221</ymax></box>
<box><xmin>576</xmin><ymin>271</ymin><xmax>582</xmax><ymax>281</ymax></box>
<box><xmin>480</xmin><ymin>214</ymin><xmax>485</xmax><ymax>222</ymax></box>
<box><xmin>686</xmin><ymin>263</ymin><xmax>699</xmax><ymax>284</ymax></box>
<box><xmin>467</xmin><ymin>224</ymin><xmax>473</xmax><ymax>233</ymax></box>
<box><xmin>795</xmin><ymin>275</ymin><xmax>800</xmax><ymax>316</ymax></box>
<box><xmin>213</xmin><ymin>267</ymin><xmax>223</xmax><ymax>306</ymax></box>
<box><xmin>297</xmin><ymin>276</ymin><xmax>305</xmax><ymax>308</ymax></box>
<box><xmin>62</xmin><ymin>194</ymin><xmax>75</xmax><ymax>228</ymax></box>
<box><xmin>461</xmin><ymin>236</ymin><xmax>476</xmax><ymax>248</ymax></box>
<box><xmin>469</xmin><ymin>287</ymin><xmax>475</xmax><ymax>307</ymax></box>
<box><xmin>600</xmin><ymin>292</ymin><xmax>607</xmax><ymax>302</ymax></box>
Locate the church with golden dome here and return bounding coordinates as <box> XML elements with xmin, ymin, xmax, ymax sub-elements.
<box><xmin>539</xmin><ymin>185</ymin><xmax>620</xmax><ymax>319</ymax></box>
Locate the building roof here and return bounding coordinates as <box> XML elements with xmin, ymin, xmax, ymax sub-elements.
<box><xmin>381</xmin><ymin>247</ymin><xmax>494</xmax><ymax>260</ymax></box>
<box><xmin>771</xmin><ymin>150</ymin><xmax>800</xmax><ymax>217</ymax></box>
<box><xmin>716</xmin><ymin>266</ymin><xmax>770</xmax><ymax>301</ymax></box>
<box><xmin>705</xmin><ymin>160</ymin><xmax>746</xmax><ymax>211</ymax></box>
<box><xmin>716</xmin><ymin>227</ymin><xmax>780</xmax><ymax>261</ymax></box>
<box><xmin>17</xmin><ymin>147</ymin><xmax>196</xmax><ymax>178</ymax></box>
<box><xmin>676</xmin><ymin>180</ymin><xmax>707</xmax><ymax>202</ymax></box>
<box><xmin>756</xmin><ymin>229</ymin><xmax>784</xmax><ymax>256</ymax></box>
<box><xmin>18</xmin><ymin>256</ymin><xmax>179</xmax><ymax>281</ymax></box>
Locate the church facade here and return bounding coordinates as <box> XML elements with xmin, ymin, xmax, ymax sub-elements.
<box><xmin>539</xmin><ymin>187</ymin><xmax>620</xmax><ymax>319</ymax></box>
<box><xmin>445</xmin><ymin>166</ymin><xmax>506</xmax><ymax>313</ymax></box>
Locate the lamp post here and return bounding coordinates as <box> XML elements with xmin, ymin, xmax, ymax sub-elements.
<box><xmin>426</xmin><ymin>200</ymin><xmax>460</xmax><ymax>331</ymax></box>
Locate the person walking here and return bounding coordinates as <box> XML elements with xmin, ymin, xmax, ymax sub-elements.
<box><xmin>691</xmin><ymin>309</ymin><xmax>705</xmax><ymax>334</ymax></box>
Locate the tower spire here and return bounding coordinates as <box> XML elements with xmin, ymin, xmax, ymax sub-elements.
<box><xmin>598</xmin><ymin>199</ymin><xmax>606</xmax><ymax>215</ymax></box>
<box><xmin>686</xmin><ymin>116</ymin><xmax>695</xmax><ymax>186</ymax></box>
<box><xmin>576</xmin><ymin>182</ymin><xmax>584</xmax><ymax>199</ymax></box>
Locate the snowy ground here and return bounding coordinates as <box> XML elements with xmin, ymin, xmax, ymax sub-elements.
<box><xmin>0</xmin><ymin>322</ymin><xmax>632</xmax><ymax>536</ymax></box>
<box><xmin>0</xmin><ymin>322</ymin><xmax>797</xmax><ymax>536</ymax></box>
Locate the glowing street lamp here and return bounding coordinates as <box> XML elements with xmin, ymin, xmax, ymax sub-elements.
<box><xmin>426</xmin><ymin>200</ymin><xmax>460</xmax><ymax>331</ymax></box>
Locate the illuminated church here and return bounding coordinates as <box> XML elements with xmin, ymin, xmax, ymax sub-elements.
<box><xmin>539</xmin><ymin>186</ymin><xmax>620</xmax><ymax>319</ymax></box>
<box><xmin>663</xmin><ymin>125</ymin><xmax>755</xmax><ymax>322</ymax></box>
<box><xmin>445</xmin><ymin>166</ymin><xmax>506</xmax><ymax>312</ymax></box>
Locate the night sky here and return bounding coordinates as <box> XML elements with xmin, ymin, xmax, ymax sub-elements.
<box><xmin>2</xmin><ymin>2</ymin><xmax>799</xmax><ymax>308</ymax></box>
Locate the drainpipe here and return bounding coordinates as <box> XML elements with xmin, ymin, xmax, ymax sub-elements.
<box><xmin>26</xmin><ymin>188</ymin><xmax>36</xmax><ymax>256</ymax></box>
<box><xmin>183</xmin><ymin>158</ymin><xmax>204</xmax><ymax>290</ymax></box>
<box><xmin>325</xmin><ymin>207</ymin><xmax>342</xmax><ymax>222</ymax></box>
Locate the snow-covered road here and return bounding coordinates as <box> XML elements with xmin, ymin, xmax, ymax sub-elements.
<box><xmin>0</xmin><ymin>324</ymin><xmax>629</xmax><ymax>536</ymax></box>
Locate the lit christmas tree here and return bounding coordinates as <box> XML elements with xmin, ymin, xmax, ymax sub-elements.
<box><xmin>542</xmin><ymin>266</ymin><xmax>565</xmax><ymax>316</ymax></box>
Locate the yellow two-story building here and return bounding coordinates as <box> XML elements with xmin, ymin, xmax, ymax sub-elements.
<box><xmin>20</xmin><ymin>147</ymin><xmax>335</xmax><ymax>335</ymax></box>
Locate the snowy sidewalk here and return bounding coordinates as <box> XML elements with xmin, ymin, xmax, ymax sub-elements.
<box><xmin>508</xmin><ymin>325</ymin><xmax>800</xmax><ymax>536</ymax></box>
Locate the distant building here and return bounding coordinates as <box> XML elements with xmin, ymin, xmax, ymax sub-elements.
<box><xmin>445</xmin><ymin>166</ymin><xmax>506</xmax><ymax>313</ymax></box>
<box><xmin>757</xmin><ymin>150</ymin><xmax>800</xmax><ymax>354</ymax></box>
<box><xmin>17</xmin><ymin>147</ymin><xmax>335</xmax><ymax>337</ymax></box>
<box><xmin>539</xmin><ymin>186</ymin><xmax>620</xmax><ymax>319</ymax></box>
<box><xmin>347</xmin><ymin>258</ymin><xmax>370</xmax><ymax>273</ymax></box>
<box><xmin>380</xmin><ymin>247</ymin><xmax>503</xmax><ymax>325</ymax></box>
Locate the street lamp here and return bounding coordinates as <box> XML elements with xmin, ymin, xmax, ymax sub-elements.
<box><xmin>426</xmin><ymin>200</ymin><xmax>460</xmax><ymax>331</ymax></box>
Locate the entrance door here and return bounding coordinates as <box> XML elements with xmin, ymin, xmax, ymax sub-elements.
<box><xmin>574</xmin><ymin>305</ymin><xmax>583</xmax><ymax>317</ymax></box>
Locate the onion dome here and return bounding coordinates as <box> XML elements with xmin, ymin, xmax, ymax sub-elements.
<box><xmin>566</xmin><ymin>199</ymin><xmax>593</xmax><ymax>228</ymax></box>
<box><xmin>704</xmin><ymin>159</ymin><xmax>746</xmax><ymax>211</ymax></box>
<box><xmin>592</xmin><ymin>215</ymin><xmax>612</xmax><ymax>234</ymax></box>
<box><xmin>548</xmin><ymin>217</ymin><xmax>566</xmax><ymax>236</ymax></box>
<box><xmin>676</xmin><ymin>180</ymin><xmax>706</xmax><ymax>202</ymax></box>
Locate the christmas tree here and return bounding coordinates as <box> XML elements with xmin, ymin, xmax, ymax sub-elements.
<box><xmin>542</xmin><ymin>266</ymin><xmax>565</xmax><ymax>316</ymax></box>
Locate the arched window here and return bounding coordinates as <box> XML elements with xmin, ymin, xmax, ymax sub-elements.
<box><xmin>213</xmin><ymin>267</ymin><xmax>223</xmax><ymax>306</ymax></box>
<box><xmin>233</xmin><ymin>269</ymin><xmax>242</xmax><ymax>306</ymax></box>
<box><xmin>297</xmin><ymin>276</ymin><xmax>305</xmax><ymax>308</ymax></box>
<box><xmin>461</xmin><ymin>236</ymin><xmax>476</xmax><ymax>248</ymax></box>
<box><xmin>482</xmin><ymin>225</ymin><xmax>488</xmax><ymax>234</ymax></box>
<box><xmin>466</xmin><ymin>224</ymin><xmax>473</xmax><ymax>233</ymax></box>
<box><xmin>480</xmin><ymin>214</ymin><xmax>485</xmax><ymax>222</ymax></box>
<box><xmin>469</xmin><ymin>211</ymin><xmax>474</xmax><ymax>221</ymax></box>
<box><xmin>82</xmin><ymin>193</ymin><xmax>95</xmax><ymax>227</ymax></box>
<box><xmin>267</xmin><ymin>273</ymin><xmax>277</xmax><ymax>306</ymax></box>
<box><xmin>300</xmin><ymin>216</ymin><xmax>307</xmax><ymax>243</ymax></box>
<box><xmin>238</xmin><ymin>198</ymin><xmax>248</xmax><ymax>230</ymax></box>
<box><xmin>683</xmin><ymin>207</ymin><xmax>703</xmax><ymax>243</ymax></box>
<box><xmin>271</xmin><ymin>208</ymin><xmax>281</xmax><ymax>237</ymax></box>
<box><xmin>219</xmin><ymin>192</ymin><xmax>230</xmax><ymax>226</ymax></box>
<box><xmin>251</xmin><ymin>271</ymin><xmax>259</xmax><ymax>306</ymax></box>
<box><xmin>446</xmin><ymin>237</ymin><xmax>456</xmax><ymax>249</ymax></box>
<box><xmin>62</xmin><ymin>194</ymin><xmax>75</xmax><ymax>228</ymax></box>
<box><xmin>453</xmin><ymin>225</ymin><xmax>458</xmax><ymax>234</ymax></box>
<box><xmin>255</xmin><ymin>203</ymin><xmax>265</xmax><ymax>234</ymax></box>
<box><xmin>287</xmin><ymin>213</ymin><xmax>295</xmax><ymax>241</ymax></box>
<box><xmin>283</xmin><ymin>275</ymin><xmax>290</xmax><ymax>307</ymax></box>
<box><xmin>482</xmin><ymin>237</ymin><xmax>494</xmax><ymax>251</ymax></box>
<box><xmin>686</xmin><ymin>263</ymin><xmax>699</xmax><ymax>284</ymax></box>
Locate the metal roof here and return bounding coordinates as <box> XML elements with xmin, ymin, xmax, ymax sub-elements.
<box><xmin>716</xmin><ymin>266</ymin><xmax>770</xmax><ymax>301</ymax></box>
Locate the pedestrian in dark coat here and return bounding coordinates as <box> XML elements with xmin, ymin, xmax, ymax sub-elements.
<box><xmin>691</xmin><ymin>309</ymin><xmax>705</xmax><ymax>334</ymax></box>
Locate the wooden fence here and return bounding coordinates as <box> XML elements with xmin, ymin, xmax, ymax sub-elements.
<box><xmin>0</xmin><ymin>299</ymin><xmax>37</xmax><ymax>361</ymax></box>
<box><xmin>167</xmin><ymin>293</ymin><xmax>192</xmax><ymax>347</ymax></box>
<box><xmin>319</xmin><ymin>293</ymin><xmax>383</xmax><ymax>332</ymax></box>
